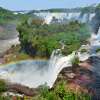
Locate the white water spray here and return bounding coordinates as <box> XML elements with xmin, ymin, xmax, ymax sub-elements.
<box><xmin>78</xmin><ymin>27</ymin><xmax>100</xmax><ymax>61</ymax></box>
<box><xmin>0</xmin><ymin>49</ymin><xmax>75</xmax><ymax>88</ymax></box>
<box><xmin>0</xmin><ymin>28</ymin><xmax>100</xmax><ymax>88</ymax></box>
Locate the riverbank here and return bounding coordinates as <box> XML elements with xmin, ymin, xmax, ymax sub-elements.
<box><xmin>0</xmin><ymin>44</ymin><xmax>48</xmax><ymax>66</ymax></box>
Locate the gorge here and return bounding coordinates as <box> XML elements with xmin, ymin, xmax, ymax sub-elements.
<box><xmin>0</xmin><ymin>4</ymin><xmax>100</xmax><ymax>99</ymax></box>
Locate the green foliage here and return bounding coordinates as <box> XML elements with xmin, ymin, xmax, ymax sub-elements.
<box><xmin>17</xmin><ymin>17</ymin><xmax>90</xmax><ymax>57</ymax></box>
<box><xmin>96</xmin><ymin>48</ymin><xmax>100</xmax><ymax>53</ymax></box>
<box><xmin>33</xmin><ymin>81</ymin><xmax>91</xmax><ymax>100</ymax></box>
<box><xmin>0</xmin><ymin>80</ymin><xmax>7</xmax><ymax>93</ymax></box>
<box><xmin>0</xmin><ymin>7</ymin><xmax>31</xmax><ymax>25</ymax></box>
<box><xmin>37</xmin><ymin>85</ymin><xmax>59</xmax><ymax>100</ymax></box>
<box><xmin>96</xmin><ymin>3</ymin><xmax>100</xmax><ymax>17</ymax></box>
<box><xmin>96</xmin><ymin>3</ymin><xmax>100</xmax><ymax>10</ymax></box>
<box><xmin>81</xmin><ymin>6</ymin><xmax>95</xmax><ymax>13</ymax></box>
<box><xmin>54</xmin><ymin>80</ymin><xmax>66</xmax><ymax>99</ymax></box>
<box><xmin>0</xmin><ymin>96</ymin><xmax>11</xmax><ymax>100</ymax></box>
<box><xmin>72</xmin><ymin>56</ymin><xmax>80</xmax><ymax>65</ymax></box>
<box><xmin>0</xmin><ymin>7</ymin><xmax>15</xmax><ymax>23</ymax></box>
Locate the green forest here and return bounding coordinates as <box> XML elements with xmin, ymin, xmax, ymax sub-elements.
<box><xmin>17</xmin><ymin>18</ymin><xmax>90</xmax><ymax>58</ymax></box>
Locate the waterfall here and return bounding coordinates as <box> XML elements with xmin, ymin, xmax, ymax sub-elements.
<box><xmin>48</xmin><ymin>50</ymin><xmax>75</xmax><ymax>87</ymax></box>
<box><xmin>0</xmin><ymin>49</ymin><xmax>75</xmax><ymax>88</ymax></box>
<box><xmin>34</xmin><ymin>12</ymin><xmax>96</xmax><ymax>24</ymax></box>
<box><xmin>0</xmin><ymin>11</ymin><xmax>99</xmax><ymax>89</ymax></box>
<box><xmin>89</xmin><ymin>27</ymin><xmax>100</xmax><ymax>54</ymax></box>
<box><xmin>0</xmin><ymin>28</ymin><xmax>99</xmax><ymax>89</ymax></box>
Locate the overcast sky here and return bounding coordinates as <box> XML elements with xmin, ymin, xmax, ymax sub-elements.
<box><xmin>0</xmin><ymin>0</ymin><xmax>100</xmax><ymax>11</ymax></box>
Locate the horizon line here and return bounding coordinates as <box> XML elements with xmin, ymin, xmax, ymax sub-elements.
<box><xmin>0</xmin><ymin>3</ymin><xmax>98</xmax><ymax>12</ymax></box>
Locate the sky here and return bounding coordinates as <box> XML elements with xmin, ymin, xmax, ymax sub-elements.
<box><xmin>0</xmin><ymin>0</ymin><xmax>100</xmax><ymax>11</ymax></box>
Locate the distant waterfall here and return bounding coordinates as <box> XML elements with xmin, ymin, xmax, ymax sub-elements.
<box><xmin>89</xmin><ymin>27</ymin><xmax>100</xmax><ymax>54</ymax></box>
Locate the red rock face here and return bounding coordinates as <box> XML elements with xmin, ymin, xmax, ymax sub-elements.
<box><xmin>79</xmin><ymin>62</ymin><xmax>92</xmax><ymax>70</ymax></box>
<box><xmin>7</xmin><ymin>83</ymin><xmax>38</xmax><ymax>96</ymax></box>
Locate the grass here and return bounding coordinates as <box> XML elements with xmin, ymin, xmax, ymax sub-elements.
<box><xmin>32</xmin><ymin>81</ymin><xmax>91</xmax><ymax>100</ymax></box>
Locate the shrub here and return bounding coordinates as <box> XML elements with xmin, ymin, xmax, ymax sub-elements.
<box><xmin>0</xmin><ymin>80</ymin><xmax>7</xmax><ymax>93</ymax></box>
<box><xmin>17</xmin><ymin>19</ymin><xmax>90</xmax><ymax>58</ymax></box>
<box><xmin>72</xmin><ymin>56</ymin><xmax>80</xmax><ymax>65</ymax></box>
<box><xmin>33</xmin><ymin>81</ymin><xmax>91</xmax><ymax>100</ymax></box>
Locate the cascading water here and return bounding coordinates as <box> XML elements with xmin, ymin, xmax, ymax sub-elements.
<box><xmin>0</xmin><ymin>49</ymin><xmax>76</xmax><ymax>88</ymax></box>
<box><xmin>0</xmin><ymin>27</ymin><xmax>99</xmax><ymax>89</ymax></box>
<box><xmin>77</xmin><ymin>27</ymin><xmax>100</xmax><ymax>62</ymax></box>
<box><xmin>79</xmin><ymin>28</ymin><xmax>100</xmax><ymax>99</ymax></box>
<box><xmin>34</xmin><ymin>12</ymin><xmax>95</xmax><ymax>25</ymax></box>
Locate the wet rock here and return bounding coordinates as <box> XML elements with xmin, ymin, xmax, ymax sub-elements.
<box><xmin>6</xmin><ymin>83</ymin><xmax>38</xmax><ymax>96</ymax></box>
<box><xmin>79</xmin><ymin>62</ymin><xmax>92</xmax><ymax>70</ymax></box>
<box><xmin>65</xmin><ymin>73</ymin><xmax>76</xmax><ymax>79</ymax></box>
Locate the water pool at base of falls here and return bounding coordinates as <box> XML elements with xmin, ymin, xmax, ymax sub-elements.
<box><xmin>0</xmin><ymin>51</ymin><xmax>75</xmax><ymax>88</ymax></box>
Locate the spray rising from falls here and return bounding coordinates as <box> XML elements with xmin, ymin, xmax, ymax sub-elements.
<box><xmin>0</xmin><ymin>25</ymin><xmax>100</xmax><ymax>88</ymax></box>
<box><xmin>0</xmin><ymin>33</ymin><xmax>99</xmax><ymax>88</ymax></box>
<box><xmin>0</xmin><ymin>50</ymin><xmax>76</xmax><ymax>88</ymax></box>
